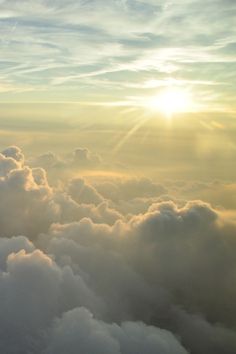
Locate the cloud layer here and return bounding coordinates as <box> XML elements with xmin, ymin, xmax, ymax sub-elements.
<box><xmin>0</xmin><ymin>146</ymin><xmax>236</xmax><ymax>353</ymax></box>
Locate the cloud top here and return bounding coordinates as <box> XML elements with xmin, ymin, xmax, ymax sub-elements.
<box><xmin>0</xmin><ymin>146</ymin><xmax>235</xmax><ymax>353</ymax></box>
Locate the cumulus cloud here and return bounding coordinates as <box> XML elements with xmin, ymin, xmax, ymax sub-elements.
<box><xmin>30</xmin><ymin>152</ymin><xmax>61</xmax><ymax>170</ymax></box>
<box><xmin>92</xmin><ymin>178</ymin><xmax>168</xmax><ymax>216</ymax></box>
<box><xmin>0</xmin><ymin>147</ymin><xmax>118</xmax><ymax>239</ymax></box>
<box><xmin>32</xmin><ymin>147</ymin><xmax>102</xmax><ymax>171</ymax></box>
<box><xmin>71</xmin><ymin>147</ymin><xmax>101</xmax><ymax>167</ymax></box>
<box><xmin>0</xmin><ymin>152</ymin><xmax>59</xmax><ymax>238</ymax></box>
<box><xmin>45</xmin><ymin>307</ymin><xmax>187</xmax><ymax>354</ymax></box>
<box><xmin>43</xmin><ymin>200</ymin><xmax>236</xmax><ymax>353</ymax></box>
<box><xmin>2</xmin><ymin>146</ymin><xmax>25</xmax><ymax>166</ymax></box>
<box><xmin>95</xmin><ymin>177</ymin><xmax>167</xmax><ymax>201</ymax></box>
<box><xmin>0</xmin><ymin>146</ymin><xmax>236</xmax><ymax>353</ymax></box>
<box><xmin>0</xmin><ymin>152</ymin><xmax>20</xmax><ymax>177</ymax></box>
<box><xmin>30</xmin><ymin>148</ymin><xmax>103</xmax><ymax>184</ymax></box>
<box><xmin>0</xmin><ymin>246</ymin><xmax>102</xmax><ymax>354</ymax></box>
<box><xmin>68</xmin><ymin>177</ymin><xmax>104</xmax><ymax>205</ymax></box>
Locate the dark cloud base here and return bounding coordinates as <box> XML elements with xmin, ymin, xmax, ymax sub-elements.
<box><xmin>0</xmin><ymin>146</ymin><xmax>235</xmax><ymax>353</ymax></box>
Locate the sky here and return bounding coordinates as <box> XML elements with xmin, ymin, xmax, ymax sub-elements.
<box><xmin>0</xmin><ymin>1</ymin><xmax>236</xmax><ymax>354</ymax></box>
<box><xmin>0</xmin><ymin>0</ymin><xmax>236</xmax><ymax>182</ymax></box>
<box><xmin>0</xmin><ymin>0</ymin><xmax>235</xmax><ymax>109</ymax></box>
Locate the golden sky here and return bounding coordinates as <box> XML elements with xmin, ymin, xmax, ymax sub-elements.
<box><xmin>0</xmin><ymin>0</ymin><xmax>235</xmax><ymax>180</ymax></box>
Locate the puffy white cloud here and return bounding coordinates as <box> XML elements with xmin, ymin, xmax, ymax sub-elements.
<box><xmin>0</xmin><ymin>147</ymin><xmax>117</xmax><ymax>239</ymax></box>
<box><xmin>0</xmin><ymin>159</ymin><xmax>59</xmax><ymax>238</ymax></box>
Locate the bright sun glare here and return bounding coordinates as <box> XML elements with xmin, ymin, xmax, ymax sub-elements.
<box><xmin>148</xmin><ymin>89</ymin><xmax>192</xmax><ymax>118</ymax></box>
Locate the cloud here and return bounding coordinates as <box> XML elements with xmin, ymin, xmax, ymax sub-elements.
<box><xmin>44</xmin><ymin>199</ymin><xmax>236</xmax><ymax>352</ymax></box>
<box><xmin>30</xmin><ymin>147</ymin><xmax>103</xmax><ymax>176</ymax></box>
<box><xmin>68</xmin><ymin>177</ymin><xmax>104</xmax><ymax>205</ymax></box>
<box><xmin>0</xmin><ymin>152</ymin><xmax>20</xmax><ymax>177</ymax></box>
<box><xmin>0</xmin><ymin>235</ymin><xmax>34</xmax><ymax>269</ymax></box>
<box><xmin>0</xmin><ymin>146</ymin><xmax>114</xmax><ymax>238</ymax></box>
<box><xmin>170</xmin><ymin>308</ymin><xmax>236</xmax><ymax>354</ymax></box>
<box><xmin>0</xmin><ymin>147</ymin><xmax>60</xmax><ymax>238</ymax></box>
<box><xmin>45</xmin><ymin>307</ymin><xmax>187</xmax><ymax>354</ymax></box>
<box><xmin>172</xmin><ymin>180</ymin><xmax>236</xmax><ymax>210</ymax></box>
<box><xmin>0</xmin><ymin>246</ymin><xmax>102</xmax><ymax>353</ymax></box>
<box><xmin>94</xmin><ymin>177</ymin><xmax>167</xmax><ymax>201</ymax></box>
<box><xmin>1</xmin><ymin>0</ymin><xmax>235</xmax><ymax>111</ymax></box>
<box><xmin>71</xmin><ymin>148</ymin><xmax>101</xmax><ymax>167</ymax></box>
<box><xmin>0</xmin><ymin>146</ymin><xmax>236</xmax><ymax>353</ymax></box>
<box><xmin>29</xmin><ymin>151</ymin><xmax>61</xmax><ymax>170</ymax></box>
<box><xmin>2</xmin><ymin>145</ymin><xmax>24</xmax><ymax>164</ymax></box>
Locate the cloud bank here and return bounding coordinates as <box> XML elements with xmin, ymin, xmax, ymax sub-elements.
<box><xmin>0</xmin><ymin>146</ymin><xmax>235</xmax><ymax>353</ymax></box>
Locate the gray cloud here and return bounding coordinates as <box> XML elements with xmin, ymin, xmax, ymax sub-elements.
<box><xmin>43</xmin><ymin>199</ymin><xmax>236</xmax><ymax>353</ymax></box>
<box><xmin>0</xmin><ymin>146</ymin><xmax>235</xmax><ymax>353</ymax></box>
<box><xmin>45</xmin><ymin>307</ymin><xmax>187</xmax><ymax>354</ymax></box>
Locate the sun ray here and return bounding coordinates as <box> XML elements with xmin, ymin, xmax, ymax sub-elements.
<box><xmin>112</xmin><ymin>115</ymin><xmax>149</xmax><ymax>153</ymax></box>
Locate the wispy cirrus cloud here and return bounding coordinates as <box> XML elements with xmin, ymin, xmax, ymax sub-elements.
<box><xmin>0</xmin><ymin>0</ymin><xmax>235</xmax><ymax>109</ymax></box>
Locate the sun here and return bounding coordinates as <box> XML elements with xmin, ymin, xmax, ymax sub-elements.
<box><xmin>147</xmin><ymin>88</ymin><xmax>192</xmax><ymax>118</ymax></box>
